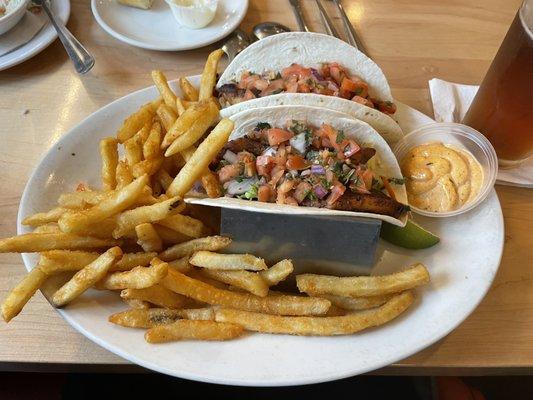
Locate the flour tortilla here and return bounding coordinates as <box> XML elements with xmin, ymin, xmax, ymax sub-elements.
<box><xmin>185</xmin><ymin>105</ymin><xmax>408</xmax><ymax>227</ymax></box>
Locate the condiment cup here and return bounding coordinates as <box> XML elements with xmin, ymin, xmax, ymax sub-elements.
<box><xmin>0</xmin><ymin>0</ymin><xmax>28</xmax><ymax>35</ymax></box>
<box><xmin>393</xmin><ymin>122</ymin><xmax>498</xmax><ymax>218</ymax></box>
<box><xmin>164</xmin><ymin>0</ymin><xmax>218</xmax><ymax>30</ymax></box>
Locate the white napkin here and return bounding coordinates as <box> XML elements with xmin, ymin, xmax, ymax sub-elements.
<box><xmin>429</xmin><ymin>78</ymin><xmax>533</xmax><ymax>188</ymax></box>
<box><xmin>0</xmin><ymin>10</ymin><xmax>47</xmax><ymax>57</ymax></box>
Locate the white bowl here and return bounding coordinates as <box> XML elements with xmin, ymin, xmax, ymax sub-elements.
<box><xmin>0</xmin><ymin>0</ymin><xmax>29</xmax><ymax>35</ymax></box>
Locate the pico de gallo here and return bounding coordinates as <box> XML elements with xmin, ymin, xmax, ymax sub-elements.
<box><xmin>210</xmin><ymin>120</ymin><xmax>408</xmax><ymax>218</ymax></box>
<box><xmin>216</xmin><ymin>62</ymin><xmax>396</xmax><ymax>115</ymax></box>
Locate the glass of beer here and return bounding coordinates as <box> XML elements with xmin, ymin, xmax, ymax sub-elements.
<box><xmin>463</xmin><ymin>0</ymin><xmax>533</xmax><ymax>168</ymax></box>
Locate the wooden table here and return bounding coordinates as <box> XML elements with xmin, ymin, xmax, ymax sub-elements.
<box><xmin>1</xmin><ymin>0</ymin><xmax>531</xmax><ymax>376</ymax></box>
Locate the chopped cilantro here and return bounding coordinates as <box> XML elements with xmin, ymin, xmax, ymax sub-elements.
<box><xmin>254</xmin><ymin>122</ymin><xmax>271</xmax><ymax>131</ymax></box>
<box><xmin>342</xmin><ymin>168</ymin><xmax>356</xmax><ymax>184</ymax></box>
<box><xmin>336</xmin><ymin>130</ymin><xmax>345</xmax><ymax>144</ymax></box>
<box><xmin>237</xmin><ymin>183</ymin><xmax>259</xmax><ymax>200</ymax></box>
<box><xmin>332</xmin><ymin>161</ymin><xmax>344</xmax><ymax>178</ymax></box>
<box><xmin>306</xmin><ymin>150</ymin><xmax>320</xmax><ymax>162</ymax></box>
<box><xmin>305</xmin><ymin>190</ymin><xmax>318</xmax><ymax>201</ymax></box>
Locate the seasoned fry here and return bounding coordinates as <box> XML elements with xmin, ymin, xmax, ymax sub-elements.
<box><xmin>158</xmin><ymin>214</ymin><xmax>205</xmax><ymax>238</ymax></box>
<box><xmin>0</xmin><ymin>233</ymin><xmax>120</xmax><ymax>253</ymax></box>
<box><xmin>113</xmin><ymin>196</ymin><xmax>182</xmax><ymax>238</ymax></box>
<box><xmin>164</xmin><ymin>99</ymin><xmax>219</xmax><ymax>157</ymax></box>
<box><xmin>151</xmin><ymin>70</ymin><xmax>178</xmax><ymax>112</ymax></box>
<box><xmin>124</xmin><ymin>298</ymin><xmax>151</xmax><ymax>309</ymax></box>
<box><xmin>52</xmin><ymin>247</ymin><xmax>123</xmax><ymax>307</ymax></box>
<box><xmin>161</xmin><ymin>100</ymin><xmax>213</xmax><ymax>149</ymax></box>
<box><xmin>162</xmin><ymin>269</ymin><xmax>330</xmax><ymax>316</ymax></box>
<box><xmin>199</xmin><ymin>49</ymin><xmax>224</xmax><ymax>100</ymax></box>
<box><xmin>177</xmin><ymin>307</ymin><xmax>214</xmax><ymax>321</ymax></box>
<box><xmin>116</xmin><ymin>161</ymin><xmax>134</xmax><ymax>189</ymax></box>
<box><xmin>98</xmin><ymin>259</ymin><xmax>168</xmax><ymax>290</ymax></box>
<box><xmin>100</xmin><ymin>137</ymin><xmax>119</xmax><ymax>190</ymax></box>
<box><xmin>124</xmin><ymin>135</ymin><xmax>143</xmax><ymax>167</ymax></box>
<box><xmin>58</xmin><ymin>175</ymin><xmax>149</xmax><ymax>234</ymax></box>
<box><xmin>132</xmin><ymin>158</ymin><xmax>164</xmax><ymax>178</ymax></box>
<box><xmin>33</xmin><ymin>223</ymin><xmax>61</xmax><ymax>234</ymax></box>
<box><xmin>115</xmin><ymin>252</ymin><xmax>158</xmax><ymax>271</ymax></box>
<box><xmin>156</xmin><ymin>103</ymin><xmax>177</xmax><ymax>132</ymax></box>
<box><xmin>135</xmin><ymin>223</ymin><xmax>163</xmax><ymax>252</ymax></box>
<box><xmin>1</xmin><ymin>266</ymin><xmax>48</xmax><ymax>322</ymax></box>
<box><xmin>145</xmin><ymin>320</ymin><xmax>243</xmax><ymax>343</ymax></box>
<box><xmin>260</xmin><ymin>259</ymin><xmax>294</xmax><ymax>286</ymax></box>
<box><xmin>190</xmin><ymin>251</ymin><xmax>267</xmax><ymax>271</ymax></box>
<box><xmin>179</xmin><ymin>77</ymin><xmax>199</xmax><ymax>101</ymax></box>
<box><xmin>155</xmin><ymin>168</ymin><xmax>173</xmax><ymax>191</ymax></box>
<box><xmin>109</xmin><ymin>308</ymin><xmax>182</xmax><ymax>328</ymax></box>
<box><xmin>175</xmin><ymin>97</ymin><xmax>186</xmax><ymax>116</ymax></box>
<box><xmin>58</xmin><ymin>190</ymin><xmax>107</xmax><ymax>209</ymax></box>
<box><xmin>153</xmin><ymin>225</ymin><xmax>191</xmax><ymax>244</ymax></box>
<box><xmin>22</xmin><ymin>207</ymin><xmax>68</xmax><ymax>227</ymax></box>
<box><xmin>201</xmin><ymin>170</ymin><xmax>222</xmax><ymax>198</ymax></box>
<box><xmin>117</xmin><ymin>100</ymin><xmax>160</xmax><ymax>143</ymax></box>
<box><xmin>200</xmin><ymin>269</ymin><xmax>269</xmax><ymax>297</ymax></box>
<box><xmin>121</xmin><ymin>284</ymin><xmax>188</xmax><ymax>309</ymax></box>
<box><xmin>159</xmin><ymin>236</ymin><xmax>231</xmax><ymax>261</ymax></box>
<box><xmin>215</xmin><ymin>291</ymin><xmax>414</xmax><ymax>336</ymax></box>
<box><xmin>143</xmin><ymin>122</ymin><xmax>162</xmax><ymax>160</ymax></box>
<box><xmin>167</xmin><ymin>256</ymin><xmax>192</xmax><ymax>272</ymax></box>
<box><xmin>296</xmin><ymin>264</ymin><xmax>430</xmax><ymax>297</ymax></box>
<box><xmin>318</xmin><ymin>293</ymin><xmax>395</xmax><ymax>311</ymax></box>
<box><xmin>166</xmin><ymin>118</ymin><xmax>234</xmax><ymax>197</ymax></box>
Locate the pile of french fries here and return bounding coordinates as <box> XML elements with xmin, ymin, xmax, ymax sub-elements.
<box><xmin>0</xmin><ymin>49</ymin><xmax>431</xmax><ymax>342</ymax></box>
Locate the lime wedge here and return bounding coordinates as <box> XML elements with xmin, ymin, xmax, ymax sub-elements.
<box><xmin>380</xmin><ymin>219</ymin><xmax>440</xmax><ymax>249</ymax></box>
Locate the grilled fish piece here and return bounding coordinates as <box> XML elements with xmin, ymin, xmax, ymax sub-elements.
<box><xmin>330</xmin><ymin>191</ymin><xmax>409</xmax><ymax>219</ymax></box>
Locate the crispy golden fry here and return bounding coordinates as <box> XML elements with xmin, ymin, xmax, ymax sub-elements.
<box><xmin>58</xmin><ymin>190</ymin><xmax>106</xmax><ymax>209</ymax></box>
<box><xmin>0</xmin><ymin>233</ymin><xmax>120</xmax><ymax>253</ymax></box>
<box><xmin>145</xmin><ymin>320</ymin><xmax>243</xmax><ymax>343</ymax></box>
<box><xmin>260</xmin><ymin>259</ymin><xmax>294</xmax><ymax>286</ymax></box>
<box><xmin>115</xmin><ymin>252</ymin><xmax>158</xmax><ymax>271</ymax></box>
<box><xmin>215</xmin><ymin>291</ymin><xmax>414</xmax><ymax>336</ymax></box>
<box><xmin>156</xmin><ymin>103</ymin><xmax>177</xmax><ymax>131</ymax></box>
<box><xmin>164</xmin><ymin>99</ymin><xmax>219</xmax><ymax>157</ymax></box>
<box><xmin>124</xmin><ymin>298</ymin><xmax>151</xmax><ymax>309</ymax></box>
<box><xmin>100</xmin><ymin>137</ymin><xmax>119</xmax><ymax>190</ymax></box>
<box><xmin>158</xmin><ymin>214</ymin><xmax>205</xmax><ymax>238</ymax></box>
<box><xmin>134</xmin><ymin>121</ymin><xmax>152</xmax><ymax>144</ymax></box>
<box><xmin>77</xmin><ymin>216</ymin><xmax>119</xmax><ymax>239</ymax></box>
<box><xmin>201</xmin><ymin>269</ymin><xmax>269</xmax><ymax>297</ymax></box>
<box><xmin>161</xmin><ymin>100</ymin><xmax>213</xmax><ymax>149</ymax></box>
<box><xmin>201</xmin><ymin>170</ymin><xmax>222</xmax><ymax>198</ymax></box>
<box><xmin>52</xmin><ymin>247</ymin><xmax>123</xmax><ymax>307</ymax></box>
<box><xmin>1</xmin><ymin>266</ymin><xmax>48</xmax><ymax>322</ymax></box>
<box><xmin>175</xmin><ymin>98</ymin><xmax>186</xmax><ymax>116</ymax></box>
<box><xmin>159</xmin><ymin>236</ymin><xmax>231</xmax><ymax>261</ymax></box>
<box><xmin>98</xmin><ymin>258</ymin><xmax>168</xmax><ymax>290</ymax></box>
<box><xmin>167</xmin><ymin>256</ymin><xmax>192</xmax><ymax>272</ymax></box>
<box><xmin>132</xmin><ymin>158</ymin><xmax>164</xmax><ymax>178</ymax></box>
<box><xmin>121</xmin><ymin>284</ymin><xmax>188</xmax><ymax>309</ymax></box>
<box><xmin>199</xmin><ymin>49</ymin><xmax>224</xmax><ymax>100</ymax></box>
<box><xmin>151</xmin><ymin>70</ymin><xmax>178</xmax><ymax>112</ymax></box>
<box><xmin>116</xmin><ymin>161</ymin><xmax>134</xmax><ymax>190</ymax></box>
<box><xmin>190</xmin><ymin>251</ymin><xmax>267</xmax><ymax>271</ymax></box>
<box><xmin>166</xmin><ymin>118</ymin><xmax>234</xmax><ymax>197</ymax></box>
<box><xmin>143</xmin><ymin>122</ymin><xmax>162</xmax><ymax>160</ymax></box>
<box><xmin>110</xmin><ymin>308</ymin><xmax>182</xmax><ymax>328</ymax></box>
<box><xmin>179</xmin><ymin>77</ymin><xmax>199</xmax><ymax>101</ymax></box>
<box><xmin>155</xmin><ymin>168</ymin><xmax>173</xmax><ymax>191</ymax></box>
<box><xmin>117</xmin><ymin>100</ymin><xmax>160</xmax><ymax>143</ymax></box>
<box><xmin>318</xmin><ymin>293</ymin><xmax>395</xmax><ymax>311</ymax></box>
<box><xmin>22</xmin><ymin>207</ymin><xmax>68</xmax><ymax>227</ymax></box>
<box><xmin>178</xmin><ymin>307</ymin><xmax>215</xmax><ymax>321</ymax></box>
<box><xmin>58</xmin><ymin>175</ymin><xmax>149</xmax><ymax>234</ymax></box>
<box><xmin>33</xmin><ymin>223</ymin><xmax>61</xmax><ymax>234</ymax></box>
<box><xmin>113</xmin><ymin>196</ymin><xmax>182</xmax><ymax>238</ymax></box>
<box><xmin>153</xmin><ymin>225</ymin><xmax>191</xmax><ymax>244</ymax></box>
<box><xmin>181</xmin><ymin>100</ymin><xmax>195</xmax><ymax>108</ymax></box>
<box><xmin>135</xmin><ymin>223</ymin><xmax>163</xmax><ymax>252</ymax></box>
<box><xmin>124</xmin><ymin>136</ymin><xmax>144</xmax><ymax>167</ymax></box>
<box><xmin>162</xmin><ymin>269</ymin><xmax>330</xmax><ymax>316</ymax></box>
<box><xmin>296</xmin><ymin>264</ymin><xmax>430</xmax><ymax>297</ymax></box>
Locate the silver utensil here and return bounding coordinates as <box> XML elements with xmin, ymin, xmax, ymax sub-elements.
<box><xmin>31</xmin><ymin>0</ymin><xmax>94</xmax><ymax>74</ymax></box>
<box><xmin>315</xmin><ymin>0</ymin><xmax>340</xmax><ymax>38</ymax></box>
<box><xmin>221</xmin><ymin>29</ymin><xmax>252</xmax><ymax>62</ymax></box>
<box><xmin>288</xmin><ymin>0</ymin><xmax>310</xmax><ymax>32</ymax></box>
<box><xmin>331</xmin><ymin>0</ymin><xmax>367</xmax><ymax>54</ymax></box>
<box><xmin>252</xmin><ymin>22</ymin><xmax>291</xmax><ymax>40</ymax></box>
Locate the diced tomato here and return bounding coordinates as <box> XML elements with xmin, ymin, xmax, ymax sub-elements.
<box><xmin>356</xmin><ymin>167</ymin><xmax>373</xmax><ymax>190</ymax></box>
<box><xmin>294</xmin><ymin>181</ymin><xmax>312</xmax><ymax>204</ymax></box>
<box><xmin>250</xmin><ymin>79</ymin><xmax>269</xmax><ymax>91</ymax></box>
<box><xmin>343</xmin><ymin>140</ymin><xmax>361</xmax><ymax>158</ymax></box>
<box><xmin>284</xmin><ymin>196</ymin><xmax>299</xmax><ymax>206</ymax></box>
<box><xmin>352</xmin><ymin>95</ymin><xmax>374</xmax><ymax>108</ymax></box>
<box><xmin>278</xmin><ymin>179</ymin><xmax>296</xmax><ymax>194</ymax></box>
<box><xmin>328</xmin><ymin>63</ymin><xmax>346</xmax><ymax>85</ymax></box>
<box><xmin>256</xmin><ymin>155</ymin><xmax>275</xmax><ymax>177</ymax></box>
<box><xmin>297</xmin><ymin>81</ymin><xmax>311</xmax><ymax>93</ymax></box>
<box><xmin>281</xmin><ymin>64</ymin><xmax>312</xmax><ymax>80</ymax></box>
<box><xmin>321</xmin><ymin>64</ymin><xmax>331</xmax><ymax>78</ymax></box>
<box><xmin>381</xmin><ymin>175</ymin><xmax>397</xmax><ymax>201</ymax></box>
<box><xmin>285</xmin><ymin>76</ymin><xmax>299</xmax><ymax>93</ymax></box>
<box><xmin>286</xmin><ymin>155</ymin><xmax>308</xmax><ymax>170</ymax></box>
<box><xmin>269</xmin><ymin>166</ymin><xmax>285</xmax><ymax>187</ymax></box>
<box><xmin>274</xmin><ymin>144</ymin><xmax>287</xmax><ymax>166</ymax></box>
<box><xmin>326</xmin><ymin>183</ymin><xmax>346</xmax><ymax>206</ymax></box>
<box><xmin>267</xmin><ymin>128</ymin><xmax>294</xmax><ymax>146</ymax></box>
<box><xmin>340</xmin><ymin>78</ymin><xmax>369</xmax><ymax>99</ymax></box>
<box><xmin>258</xmin><ymin>184</ymin><xmax>272</xmax><ymax>202</ymax></box>
<box><xmin>243</xmin><ymin>89</ymin><xmax>256</xmax><ymax>100</ymax></box>
<box><xmin>217</xmin><ymin>164</ymin><xmax>242</xmax><ymax>184</ymax></box>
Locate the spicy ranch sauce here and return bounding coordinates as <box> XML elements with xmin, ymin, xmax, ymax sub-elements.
<box><xmin>400</xmin><ymin>143</ymin><xmax>483</xmax><ymax>213</ymax></box>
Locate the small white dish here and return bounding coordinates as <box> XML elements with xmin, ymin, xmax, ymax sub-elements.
<box><xmin>91</xmin><ymin>0</ymin><xmax>247</xmax><ymax>51</ymax></box>
<box><xmin>0</xmin><ymin>0</ymin><xmax>29</xmax><ymax>35</ymax></box>
<box><xmin>165</xmin><ymin>0</ymin><xmax>217</xmax><ymax>29</ymax></box>
<box><xmin>0</xmin><ymin>0</ymin><xmax>69</xmax><ymax>71</ymax></box>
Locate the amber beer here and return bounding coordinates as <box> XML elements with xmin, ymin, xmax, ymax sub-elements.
<box><xmin>463</xmin><ymin>1</ymin><xmax>533</xmax><ymax>167</ymax></box>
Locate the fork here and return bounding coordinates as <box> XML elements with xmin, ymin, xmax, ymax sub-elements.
<box><xmin>314</xmin><ymin>0</ymin><xmax>340</xmax><ymax>38</ymax></box>
<box><xmin>288</xmin><ymin>0</ymin><xmax>310</xmax><ymax>32</ymax></box>
<box><xmin>331</xmin><ymin>0</ymin><xmax>367</xmax><ymax>54</ymax></box>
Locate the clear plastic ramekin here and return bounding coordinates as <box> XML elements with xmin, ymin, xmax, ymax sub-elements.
<box><xmin>393</xmin><ymin>122</ymin><xmax>498</xmax><ymax>218</ymax></box>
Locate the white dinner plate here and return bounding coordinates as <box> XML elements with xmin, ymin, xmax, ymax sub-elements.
<box><xmin>0</xmin><ymin>0</ymin><xmax>70</xmax><ymax>71</ymax></box>
<box><xmin>18</xmin><ymin>76</ymin><xmax>504</xmax><ymax>386</ymax></box>
<box><xmin>91</xmin><ymin>0</ymin><xmax>248</xmax><ymax>51</ymax></box>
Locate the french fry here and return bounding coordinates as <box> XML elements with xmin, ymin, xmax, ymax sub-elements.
<box><xmin>159</xmin><ymin>236</ymin><xmax>231</xmax><ymax>261</ymax></box>
<box><xmin>117</xmin><ymin>100</ymin><xmax>160</xmax><ymax>143</ymax></box>
<box><xmin>190</xmin><ymin>251</ymin><xmax>267</xmax><ymax>271</ymax></box>
<box><xmin>22</xmin><ymin>207</ymin><xmax>68</xmax><ymax>227</ymax></box>
<box><xmin>145</xmin><ymin>320</ymin><xmax>243</xmax><ymax>343</ymax></box>
<box><xmin>156</xmin><ymin>103</ymin><xmax>178</xmax><ymax>132</ymax></box>
<box><xmin>124</xmin><ymin>298</ymin><xmax>151</xmax><ymax>309</ymax></box>
<box><xmin>179</xmin><ymin>77</ymin><xmax>199</xmax><ymax>101</ymax></box>
<box><xmin>109</xmin><ymin>308</ymin><xmax>182</xmax><ymax>328</ymax></box>
<box><xmin>215</xmin><ymin>291</ymin><xmax>414</xmax><ymax>336</ymax></box>
<box><xmin>154</xmin><ymin>225</ymin><xmax>191</xmax><ymax>244</ymax></box>
<box><xmin>58</xmin><ymin>190</ymin><xmax>107</xmax><ymax>209</ymax></box>
<box><xmin>113</xmin><ymin>196</ymin><xmax>182</xmax><ymax>238</ymax></box>
<box><xmin>124</xmin><ymin>136</ymin><xmax>143</xmax><ymax>167</ymax></box>
<box><xmin>164</xmin><ymin>99</ymin><xmax>219</xmax><ymax>157</ymax></box>
<box><xmin>157</xmin><ymin>214</ymin><xmax>205</xmax><ymax>238</ymax></box>
<box><xmin>121</xmin><ymin>284</ymin><xmax>188</xmax><ymax>309</ymax></box>
<box><xmin>58</xmin><ymin>175</ymin><xmax>149</xmax><ymax>234</ymax></box>
<box><xmin>135</xmin><ymin>223</ymin><xmax>163</xmax><ymax>252</ymax></box>
<box><xmin>0</xmin><ymin>233</ymin><xmax>120</xmax><ymax>253</ymax></box>
<box><xmin>1</xmin><ymin>266</ymin><xmax>48</xmax><ymax>322</ymax></box>
<box><xmin>177</xmin><ymin>307</ymin><xmax>215</xmax><ymax>321</ymax></box>
<box><xmin>175</xmin><ymin>97</ymin><xmax>186</xmax><ymax>116</ymax></box>
<box><xmin>162</xmin><ymin>269</ymin><xmax>330</xmax><ymax>316</ymax></box>
<box><xmin>151</xmin><ymin>70</ymin><xmax>178</xmax><ymax>112</ymax></box>
<box><xmin>296</xmin><ymin>264</ymin><xmax>430</xmax><ymax>297</ymax></box>
<box><xmin>115</xmin><ymin>252</ymin><xmax>158</xmax><ymax>271</ymax></box>
<box><xmin>318</xmin><ymin>293</ymin><xmax>395</xmax><ymax>311</ymax></box>
<box><xmin>200</xmin><ymin>269</ymin><xmax>269</xmax><ymax>297</ymax></box>
<box><xmin>161</xmin><ymin>100</ymin><xmax>213</xmax><ymax>149</ymax></box>
<box><xmin>52</xmin><ymin>247</ymin><xmax>123</xmax><ymax>307</ymax></box>
<box><xmin>100</xmin><ymin>137</ymin><xmax>119</xmax><ymax>190</ymax></box>
<box><xmin>155</xmin><ymin>168</ymin><xmax>173</xmax><ymax>191</ymax></box>
<box><xmin>132</xmin><ymin>158</ymin><xmax>164</xmax><ymax>178</ymax></box>
<box><xmin>115</xmin><ymin>162</ymin><xmax>134</xmax><ymax>189</ymax></box>
<box><xmin>260</xmin><ymin>259</ymin><xmax>294</xmax><ymax>286</ymax></box>
<box><xmin>166</xmin><ymin>118</ymin><xmax>234</xmax><ymax>197</ymax></box>
<box><xmin>199</xmin><ymin>49</ymin><xmax>224</xmax><ymax>100</ymax></box>
<box><xmin>201</xmin><ymin>170</ymin><xmax>222</xmax><ymax>198</ymax></box>
<box><xmin>167</xmin><ymin>256</ymin><xmax>192</xmax><ymax>272</ymax></box>
<box><xmin>143</xmin><ymin>122</ymin><xmax>162</xmax><ymax>160</ymax></box>
<box><xmin>97</xmin><ymin>258</ymin><xmax>168</xmax><ymax>290</ymax></box>
<box><xmin>33</xmin><ymin>223</ymin><xmax>61</xmax><ymax>234</ymax></box>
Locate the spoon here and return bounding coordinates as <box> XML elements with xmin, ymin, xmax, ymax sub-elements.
<box><xmin>252</xmin><ymin>22</ymin><xmax>291</xmax><ymax>40</ymax></box>
<box><xmin>221</xmin><ymin>29</ymin><xmax>252</xmax><ymax>62</ymax></box>
<box><xmin>31</xmin><ymin>0</ymin><xmax>95</xmax><ymax>74</ymax></box>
